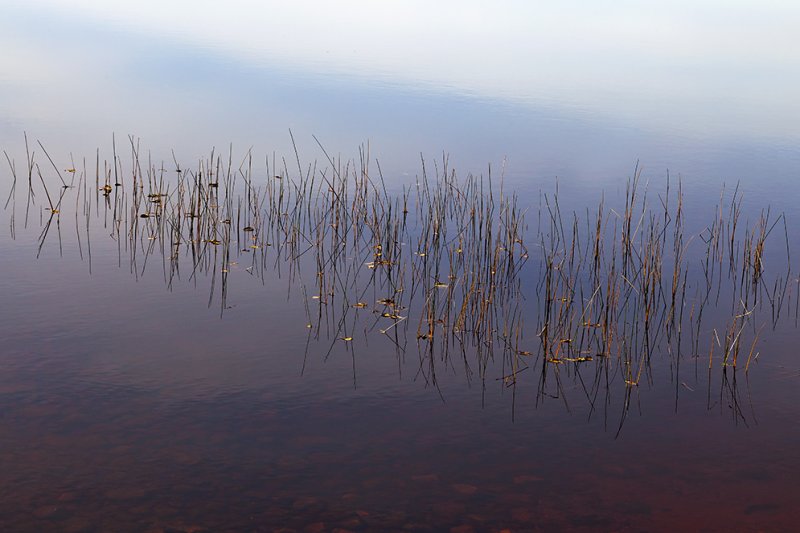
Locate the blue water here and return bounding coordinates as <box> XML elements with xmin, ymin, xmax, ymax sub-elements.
<box><xmin>2</xmin><ymin>2</ymin><xmax>800</xmax><ymax>531</ymax></box>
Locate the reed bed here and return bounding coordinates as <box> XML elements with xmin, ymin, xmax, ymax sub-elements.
<box><xmin>3</xmin><ymin>136</ymin><xmax>796</xmax><ymax>429</ymax></box>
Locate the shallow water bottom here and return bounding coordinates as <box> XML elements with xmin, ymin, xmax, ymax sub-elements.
<box><xmin>1</xmin><ymin>361</ymin><xmax>798</xmax><ymax>533</ymax></box>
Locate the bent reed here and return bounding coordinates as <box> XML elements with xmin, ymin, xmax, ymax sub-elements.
<box><xmin>4</xmin><ymin>135</ymin><xmax>796</xmax><ymax>429</ymax></box>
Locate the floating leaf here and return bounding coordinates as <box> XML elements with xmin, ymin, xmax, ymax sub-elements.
<box><xmin>366</xmin><ymin>259</ymin><xmax>393</xmax><ymax>269</ymax></box>
<box><xmin>434</xmin><ymin>282</ymin><xmax>449</xmax><ymax>289</ymax></box>
<box><xmin>243</xmin><ymin>226</ymin><xmax>254</xmax><ymax>232</ymax></box>
<box><xmin>340</xmin><ymin>336</ymin><xmax>353</xmax><ymax>342</ymax></box>
<box><xmin>352</xmin><ymin>302</ymin><xmax>368</xmax><ymax>308</ymax></box>
<box><xmin>205</xmin><ymin>239</ymin><xmax>221</xmax><ymax>245</ymax></box>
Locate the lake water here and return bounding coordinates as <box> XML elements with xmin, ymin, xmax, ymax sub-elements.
<box><xmin>2</xmin><ymin>2</ymin><xmax>800</xmax><ymax>532</ymax></box>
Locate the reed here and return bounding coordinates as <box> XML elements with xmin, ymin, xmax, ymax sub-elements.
<box><xmin>4</xmin><ymin>136</ymin><xmax>795</xmax><ymax>430</ymax></box>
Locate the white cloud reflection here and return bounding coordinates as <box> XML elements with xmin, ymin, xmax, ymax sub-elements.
<box><xmin>24</xmin><ymin>5</ymin><xmax>798</xmax><ymax>88</ymax></box>
<box><xmin>7</xmin><ymin>0</ymin><xmax>800</xmax><ymax>143</ymax></box>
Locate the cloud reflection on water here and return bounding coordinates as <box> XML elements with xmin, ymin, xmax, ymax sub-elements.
<box><xmin>11</xmin><ymin>0</ymin><xmax>800</xmax><ymax>140</ymax></box>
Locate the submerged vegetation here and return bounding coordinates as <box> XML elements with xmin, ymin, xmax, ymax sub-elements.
<box><xmin>3</xmin><ymin>134</ymin><xmax>797</xmax><ymax>432</ymax></box>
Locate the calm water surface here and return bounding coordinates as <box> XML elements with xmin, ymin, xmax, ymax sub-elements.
<box><xmin>2</xmin><ymin>2</ymin><xmax>800</xmax><ymax>531</ymax></box>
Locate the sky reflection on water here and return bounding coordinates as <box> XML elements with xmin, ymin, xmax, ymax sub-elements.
<box><xmin>9</xmin><ymin>0</ymin><xmax>800</xmax><ymax>137</ymax></box>
<box><xmin>2</xmin><ymin>0</ymin><xmax>799</xmax><ymax>189</ymax></box>
<box><xmin>2</xmin><ymin>3</ymin><xmax>800</xmax><ymax>531</ymax></box>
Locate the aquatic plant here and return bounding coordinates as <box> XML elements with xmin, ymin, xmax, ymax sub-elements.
<box><xmin>3</xmin><ymin>134</ymin><xmax>795</xmax><ymax>432</ymax></box>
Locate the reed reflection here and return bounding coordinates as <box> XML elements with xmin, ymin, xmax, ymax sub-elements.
<box><xmin>5</xmin><ymin>134</ymin><xmax>796</xmax><ymax>436</ymax></box>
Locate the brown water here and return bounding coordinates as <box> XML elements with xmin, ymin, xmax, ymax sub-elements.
<box><xmin>1</xmin><ymin>149</ymin><xmax>799</xmax><ymax>533</ymax></box>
